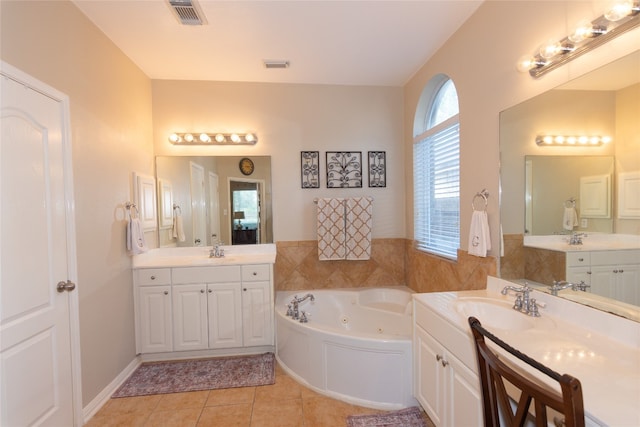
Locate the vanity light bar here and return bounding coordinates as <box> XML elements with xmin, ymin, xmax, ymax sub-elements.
<box><xmin>168</xmin><ymin>132</ymin><xmax>258</xmax><ymax>145</ymax></box>
<box><xmin>535</xmin><ymin>135</ymin><xmax>612</xmax><ymax>147</ymax></box>
<box><xmin>518</xmin><ymin>1</ymin><xmax>640</xmax><ymax>78</ymax></box>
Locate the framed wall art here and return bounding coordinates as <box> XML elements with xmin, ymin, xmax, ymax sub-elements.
<box><xmin>326</xmin><ymin>151</ymin><xmax>362</xmax><ymax>188</ymax></box>
<box><xmin>301</xmin><ymin>151</ymin><xmax>320</xmax><ymax>188</ymax></box>
<box><xmin>368</xmin><ymin>151</ymin><xmax>386</xmax><ymax>188</ymax></box>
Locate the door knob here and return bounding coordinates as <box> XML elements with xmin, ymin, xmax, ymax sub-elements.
<box><xmin>57</xmin><ymin>280</ymin><xmax>76</xmax><ymax>293</ymax></box>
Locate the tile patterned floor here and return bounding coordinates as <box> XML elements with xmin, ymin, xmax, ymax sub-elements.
<box><xmin>86</xmin><ymin>362</ymin><xmax>435</xmax><ymax>426</ymax></box>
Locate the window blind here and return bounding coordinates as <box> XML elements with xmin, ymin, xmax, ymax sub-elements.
<box><xmin>414</xmin><ymin>118</ymin><xmax>460</xmax><ymax>259</ymax></box>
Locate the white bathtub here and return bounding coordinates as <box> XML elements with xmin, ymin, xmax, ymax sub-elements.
<box><xmin>275</xmin><ymin>287</ymin><xmax>417</xmax><ymax>410</ymax></box>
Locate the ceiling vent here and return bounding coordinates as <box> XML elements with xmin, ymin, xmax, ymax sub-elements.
<box><xmin>168</xmin><ymin>0</ymin><xmax>207</xmax><ymax>25</ymax></box>
<box><xmin>263</xmin><ymin>60</ymin><xmax>290</xmax><ymax>69</ymax></box>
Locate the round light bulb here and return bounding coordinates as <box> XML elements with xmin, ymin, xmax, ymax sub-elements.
<box><xmin>605</xmin><ymin>0</ymin><xmax>633</xmax><ymax>21</ymax></box>
<box><xmin>215</xmin><ymin>134</ymin><xmax>226</xmax><ymax>143</ymax></box>
<box><xmin>199</xmin><ymin>133</ymin><xmax>211</xmax><ymax>143</ymax></box>
<box><xmin>169</xmin><ymin>133</ymin><xmax>181</xmax><ymax>143</ymax></box>
<box><xmin>540</xmin><ymin>40</ymin><xmax>561</xmax><ymax>59</ymax></box>
<box><xmin>543</xmin><ymin>136</ymin><xmax>554</xmax><ymax>145</ymax></box>
<box><xmin>566</xmin><ymin>136</ymin><xmax>577</xmax><ymax>145</ymax></box>
<box><xmin>554</xmin><ymin>135</ymin><xmax>565</xmax><ymax>144</ymax></box>
<box><xmin>589</xmin><ymin>136</ymin><xmax>600</xmax><ymax>145</ymax></box>
<box><xmin>578</xmin><ymin>136</ymin><xmax>589</xmax><ymax>144</ymax></box>
<box><xmin>601</xmin><ymin>136</ymin><xmax>612</xmax><ymax>144</ymax></box>
<box><xmin>568</xmin><ymin>21</ymin><xmax>593</xmax><ymax>43</ymax></box>
<box><xmin>245</xmin><ymin>133</ymin><xmax>255</xmax><ymax>142</ymax></box>
<box><xmin>230</xmin><ymin>133</ymin><xmax>241</xmax><ymax>143</ymax></box>
<box><xmin>184</xmin><ymin>133</ymin><xmax>194</xmax><ymax>142</ymax></box>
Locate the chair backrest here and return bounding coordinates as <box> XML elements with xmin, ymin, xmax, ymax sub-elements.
<box><xmin>468</xmin><ymin>317</ymin><xmax>585</xmax><ymax>427</ymax></box>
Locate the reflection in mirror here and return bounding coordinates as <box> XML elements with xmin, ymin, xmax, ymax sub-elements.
<box><xmin>155</xmin><ymin>156</ymin><xmax>272</xmax><ymax>247</ymax></box>
<box><xmin>500</xmin><ymin>50</ymin><xmax>640</xmax><ymax>322</ymax></box>
<box><xmin>524</xmin><ymin>155</ymin><xmax>614</xmax><ymax>235</ymax></box>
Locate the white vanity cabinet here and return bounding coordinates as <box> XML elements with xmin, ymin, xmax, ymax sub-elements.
<box><xmin>413</xmin><ymin>297</ymin><xmax>482</xmax><ymax>427</ymax></box>
<box><xmin>135</xmin><ymin>269</ymin><xmax>173</xmax><ymax>353</ymax></box>
<box><xmin>133</xmin><ymin>262</ymin><xmax>274</xmax><ymax>357</ymax></box>
<box><xmin>566</xmin><ymin>250</ymin><xmax>640</xmax><ymax>306</ymax></box>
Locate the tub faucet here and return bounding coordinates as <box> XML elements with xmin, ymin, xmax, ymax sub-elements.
<box><xmin>287</xmin><ymin>294</ymin><xmax>315</xmax><ymax>321</ymax></box>
<box><xmin>548</xmin><ymin>280</ymin><xmax>590</xmax><ymax>296</ymax></box>
<box><xmin>501</xmin><ymin>284</ymin><xmax>540</xmax><ymax>317</ymax></box>
<box><xmin>209</xmin><ymin>242</ymin><xmax>225</xmax><ymax>258</ymax></box>
<box><xmin>294</xmin><ymin>293</ymin><xmax>315</xmax><ymax>304</ymax></box>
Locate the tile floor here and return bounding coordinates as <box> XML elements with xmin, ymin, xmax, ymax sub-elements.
<box><xmin>87</xmin><ymin>362</ymin><xmax>435</xmax><ymax>426</ymax></box>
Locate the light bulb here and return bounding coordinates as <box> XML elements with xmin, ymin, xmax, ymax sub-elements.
<box><xmin>184</xmin><ymin>133</ymin><xmax>194</xmax><ymax>142</ymax></box>
<box><xmin>605</xmin><ymin>0</ymin><xmax>633</xmax><ymax>21</ymax></box>
<box><xmin>169</xmin><ymin>133</ymin><xmax>181</xmax><ymax>143</ymax></box>
<box><xmin>230</xmin><ymin>134</ymin><xmax>241</xmax><ymax>143</ymax></box>
<box><xmin>215</xmin><ymin>134</ymin><xmax>226</xmax><ymax>143</ymax></box>
<box><xmin>245</xmin><ymin>133</ymin><xmax>255</xmax><ymax>142</ymax></box>
<box><xmin>554</xmin><ymin>135</ymin><xmax>565</xmax><ymax>144</ymax></box>
<box><xmin>589</xmin><ymin>136</ymin><xmax>600</xmax><ymax>145</ymax></box>
<box><xmin>543</xmin><ymin>136</ymin><xmax>553</xmax><ymax>144</ymax></box>
<box><xmin>540</xmin><ymin>40</ymin><xmax>561</xmax><ymax>59</ymax></box>
<box><xmin>566</xmin><ymin>136</ymin><xmax>577</xmax><ymax>145</ymax></box>
<box><xmin>199</xmin><ymin>133</ymin><xmax>211</xmax><ymax>143</ymax></box>
<box><xmin>578</xmin><ymin>136</ymin><xmax>589</xmax><ymax>144</ymax></box>
<box><xmin>569</xmin><ymin>21</ymin><xmax>593</xmax><ymax>43</ymax></box>
<box><xmin>601</xmin><ymin>136</ymin><xmax>612</xmax><ymax>144</ymax></box>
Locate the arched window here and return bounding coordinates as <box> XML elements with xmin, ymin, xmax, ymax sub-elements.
<box><xmin>413</xmin><ymin>75</ymin><xmax>460</xmax><ymax>260</ymax></box>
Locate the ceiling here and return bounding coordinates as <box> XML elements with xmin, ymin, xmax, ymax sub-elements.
<box><xmin>72</xmin><ymin>0</ymin><xmax>483</xmax><ymax>87</ymax></box>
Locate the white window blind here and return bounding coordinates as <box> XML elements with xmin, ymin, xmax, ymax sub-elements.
<box><xmin>414</xmin><ymin>116</ymin><xmax>460</xmax><ymax>259</ymax></box>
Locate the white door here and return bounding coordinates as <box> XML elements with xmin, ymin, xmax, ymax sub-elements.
<box><xmin>242</xmin><ymin>282</ymin><xmax>272</xmax><ymax>347</ymax></box>
<box><xmin>1</xmin><ymin>65</ymin><xmax>80</xmax><ymax>426</ymax></box>
<box><xmin>208</xmin><ymin>283</ymin><xmax>242</xmax><ymax>348</ymax></box>
<box><xmin>138</xmin><ymin>286</ymin><xmax>173</xmax><ymax>353</ymax></box>
<box><xmin>208</xmin><ymin>172</ymin><xmax>220</xmax><ymax>244</ymax></box>
<box><xmin>190</xmin><ymin>162</ymin><xmax>206</xmax><ymax>246</ymax></box>
<box><xmin>172</xmin><ymin>284</ymin><xmax>208</xmax><ymax>351</ymax></box>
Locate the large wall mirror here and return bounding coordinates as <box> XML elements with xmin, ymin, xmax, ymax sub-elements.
<box><xmin>500</xmin><ymin>50</ymin><xmax>640</xmax><ymax>321</ymax></box>
<box><xmin>155</xmin><ymin>156</ymin><xmax>273</xmax><ymax>247</ymax></box>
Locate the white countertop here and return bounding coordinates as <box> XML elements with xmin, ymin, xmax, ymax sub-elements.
<box><xmin>524</xmin><ymin>233</ymin><xmax>640</xmax><ymax>252</ymax></box>
<box><xmin>413</xmin><ymin>276</ymin><xmax>640</xmax><ymax>426</ymax></box>
<box><xmin>132</xmin><ymin>244</ymin><xmax>277</xmax><ymax>268</ymax></box>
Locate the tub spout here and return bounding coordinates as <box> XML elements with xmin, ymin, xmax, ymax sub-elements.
<box><xmin>294</xmin><ymin>293</ymin><xmax>315</xmax><ymax>303</ymax></box>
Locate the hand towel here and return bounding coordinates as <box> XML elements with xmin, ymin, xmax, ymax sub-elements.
<box><xmin>468</xmin><ymin>210</ymin><xmax>491</xmax><ymax>257</ymax></box>
<box><xmin>562</xmin><ymin>207</ymin><xmax>578</xmax><ymax>231</ymax></box>
<box><xmin>317</xmin><ymin>198</ymin><xmax>346</xmax><ymax>261</ymax></box>
<box><xmin>127</xmin><ymin>216</ymin><xmax>148</xmax><ymax>255</ymax></box>
<box><xmin>346</xmin><ymin>197</ymin><xmax>372</xmax><ymax>260</ymax></box>
<box><xmin>172</xmin><ymin>214</ymin><xmax>186</xmax><ymax>242</ymax></box>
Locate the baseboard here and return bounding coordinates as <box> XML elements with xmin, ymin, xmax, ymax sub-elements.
<box><xmin>82</xmin><ymin>356</ymin><xmax>141</xmax><ymax>424</ymax></box>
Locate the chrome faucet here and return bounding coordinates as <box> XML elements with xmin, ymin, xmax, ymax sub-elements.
<box><xmin>568</xmin><ymin>232</ymin><xmax>587</xmax><ymax>245</ymax></box>
<box><xmin>286</xmin><ymin>294</ymin><xmax>315</xmax><ymax>321</ymax></box>
<box><xmin>501</xmin><ymin>284</ymin><xmax>541</xmax><ymax>317</ymax></box>
<box><xmin>209</xmin><ymin>242</ymin><xmax>225</xmax><ymax>258</ymax></box>
<box><xmin>548</xmin><ymin>280</ymin><xmax>590</xmax><ymax>296</ymax></box>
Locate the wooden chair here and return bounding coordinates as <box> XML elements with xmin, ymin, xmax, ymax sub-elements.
<box><xmin>468</xmin><ymin>317</ymin><xmax>585</xmax><ymax>427</ymax></box>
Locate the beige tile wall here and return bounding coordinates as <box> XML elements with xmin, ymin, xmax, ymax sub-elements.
<box><xmin>274</xmin><ymin>239</ymin><xmax>497</xmax><ymax>293</ymax></box>
<box><xmin>523</xmin><ymin>247</ymin><xmax>566</xmax><ymax>285</ymax></box>
<box><xmin>500</xmin><ymin>234</ymin><xmax>525</xmax><ymax>280</ymax></box>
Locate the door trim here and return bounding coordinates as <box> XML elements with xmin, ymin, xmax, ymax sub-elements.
<box><xmin>1</xmin><ymin>61</ymin><xmax>83</xmax><ymax>426</ymax></box>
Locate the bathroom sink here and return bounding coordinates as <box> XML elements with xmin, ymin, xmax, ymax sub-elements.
<box><xmin>452</xmin><ymin>297</ymin><xmax>535</xmax><ymax>331</ymax></box>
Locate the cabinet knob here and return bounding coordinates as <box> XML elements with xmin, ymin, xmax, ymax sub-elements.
<box><xmin>243</xmin><ymin>288</ymin><xmax>247</xmax><ymax>291</ymax></box>
<box><xmin>163</xmin><ymin>291</ymin><xmax>169</xmax><ymax>295</ymax></box>
<box><xmin>208</xmin><ymin>289</ymin><xmax>212</xmax><ymax>293</ymax></box>
<box><xmin>150</xmin><ymin>275</ymin><xmax>156</xmax><ymax>280</ymax></box>
<box><xmin>200</xmin><ymin>289</ymin><xmax>205</xmax><ymax>293</ymax></box>
<box><xmin>619</xmin><ymin>269</ymin><xmax>624</xmax><ymax>273</ymax></box>
<box><xmin>578</xmin><ymin>258</ymin><xmax>584</xmax><ymax>262</ymax></box>
<box><xmin>436</xmin><ymin>354</ymin><xmax>449</xmax><ymax>367</ymax></box>
<box><xmin>252</xmin><ymin>272</ymin><xmax>257</xmax><ymax>276</ymax></box>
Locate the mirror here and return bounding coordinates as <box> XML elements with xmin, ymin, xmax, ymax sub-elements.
<box><xmin>500</xmin><ymin>50</ymin><xmax>640</xmax><ymax>321</ymax></box>
<box><xmin>155</xmin><ymin>156</ymin><xmax>273</xmax><ymax>247</ymax></box>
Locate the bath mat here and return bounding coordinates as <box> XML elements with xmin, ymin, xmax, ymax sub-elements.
<box><xmin>112</xmin><ymin>352</ymin><xmax>275</xmax><ymax>398</ymax></box>
<box><xmin>346</xmin><ymin>406</ymin><xmax>428</xmax><ymax>427</ymax></box>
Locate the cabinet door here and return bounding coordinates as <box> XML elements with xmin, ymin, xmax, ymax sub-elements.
<box><xmin>414</xmin><ymin>325</ymin><xmax>444</xmax><ymax>426</ymax></box>
<box><xmin>590</xmin><ymin>266</ymin><xmax>616</xmax><ymax>299</ymax></box>
<box><xmin>447</xmin><ymin>352</ymin><xmax>482</xmax><ymax>427</ymax></box>
<box><xmin>138</xmin><ymin>286</ymin><xmax>172</xmax><ymax>353</ymax></box>
<box><xmin>242</xmin><ymin>281</ymin><xmax>273</xmax><ymax>347</ymax></box>
<box><xmin>566</xmin><ymin>267</ymin><xmax>591</xmax><ymax>287</ymax></box>
<box><xmin>207</xmin><ymin>283</ymin><xmax>243</xmax><ymax>348</ymax></box>
<box><xmin>614</xmin><ymin>264</ymin><xmax>640</xmax><ymax>306</ymax></box>
<box><xmin>173</xmin><ymin>284</ymin><xmax>208</xmax><ymax>351</ymax></box>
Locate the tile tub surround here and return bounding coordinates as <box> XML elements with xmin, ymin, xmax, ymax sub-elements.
<box><xmin>415</xmin><ymin>276</ymin><xmax>640</xmax><ymax>426</ymax></box>
<box><xmin>275</xmin><ymin>239</ymin><xmax>497</xmax><ymax>293</ymax></box>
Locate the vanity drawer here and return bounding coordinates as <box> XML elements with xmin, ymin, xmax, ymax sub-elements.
<box><xmin>590</xmin><ymin>250</ymin><xmax>640</xmax><ymax>266</ymax></box>
<box><xmin>136</xmin><ymin>268</ymin><xmax>171</xmax><ymax>286</ymax></box>
<box><xmin>241</xmin><ymin>264</ymin><xmax>271</xmax><ymax>282</ymax></box>
<box><xmin>172</xmin><ymin>266</ymin><xmax>241</xmax><ymax>284</ymax></box>
<box><xmin>566</xmin><ymin>252</ymin><xmax>590</xmax><ymax>267</ymax></box>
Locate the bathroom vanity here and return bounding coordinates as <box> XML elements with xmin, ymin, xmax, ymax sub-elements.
<box><xmin>132</xmin><ymin>244</ymin><xmax>276</xmax><ymax>359</ymax></box>
<box><xmin>413</xmin><ymin>276</ymin><xmax>640</xmax><ymax>427</ymax></box>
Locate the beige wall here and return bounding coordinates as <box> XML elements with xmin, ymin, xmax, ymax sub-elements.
<box><xmin>616</xmin><ymin>83</ymin><xmax>640</xmax><ymax>235</ymax></box>
<box><xmin>151</xmin><ymin>80</ymin><xmax>405</xmax><ymax>242</ymax></box>
<box><xmin>1</xmin><ymin>1</ymin><xmax>154</xmax><ymax>406</ymax></box>
<box><xmin>403</xmin><ymin>1</ymin><xmax>639</xmax><ymax>290</ymax></box>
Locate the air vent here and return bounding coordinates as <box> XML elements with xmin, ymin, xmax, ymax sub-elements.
<box><xmin>168</xmin><ymin>0</ymin><xmax>207</xmax><ymax>25</ymax></box>
<box><xmin>264</xmin><ymin>60</ymin><xmax>290</xmax><ymax>69</ymax></box>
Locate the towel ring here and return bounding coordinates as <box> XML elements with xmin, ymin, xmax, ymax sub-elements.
<box><xmin>125</xmin><ymin>202</ymin><xmax>139</xmax><ymax>217</ymax></box>
<box><xmin>173</xmin><ymin>204</ymin><xmax>182</xmax><ymax>215</ymax></box>
<box><xmin>472</xmin><ymin>190</ymin><xmax>489</xmax><ymax>211</ymax></box>
<box><xmin>564</xmin><ymin>198</ymin><xmax>576</xmax><ymax>208</ymax></box>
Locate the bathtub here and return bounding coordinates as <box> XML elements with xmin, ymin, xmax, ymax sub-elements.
<box><xmin>275</xmin><ymin>287</ymin><xmax>417</xmax><ymax>410</ymax></box>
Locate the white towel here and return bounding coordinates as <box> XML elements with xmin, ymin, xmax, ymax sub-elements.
<box><xmin>127</xmin><ymin>217</ymin><xmax>148</xmax><ymax>255</ymax></box>
<box><xmin>346</xmin><ymin>197</ymin><xmax>372</xmax><ymax>260</ymax></box>
<box><xmin>468</xmin><ymin>210</ymin><xmax>491</xmax><ymax>257</ymax></box>
<box><xmin>317</xmin><ymin>198</ymin><xmax>346</xmax><ymax>261</ymax></box>
<box><xmin>172</xmin><ymin>214</ymin><xmax>186</xmax><ymax>242</ymax></box>
<box><xmin>562</xmin><ymin>207</ymin><xmax>578</xmax><ymax>231</ymax></box>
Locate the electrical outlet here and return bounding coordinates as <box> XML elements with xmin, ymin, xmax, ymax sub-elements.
<box><xmin>581</xmin><ymin>218</ymin><xmax>588</xmax><ymax>228</ymax></box>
